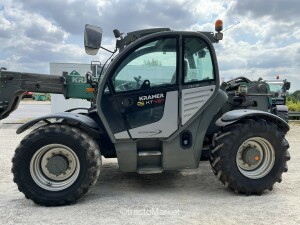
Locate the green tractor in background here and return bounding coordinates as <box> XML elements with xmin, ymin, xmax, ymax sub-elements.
<box><xmin>219</xmin><ymin>76</ymin><xmax>290</xmax><ymax>122</ymax></box>
<box><xmin>266</xmin><ymin>78</ymin><xmax>290</xmax><ymax>121</ymax></box>
<box><xmin>200</xmin><ymin>76</ymin><xmax>290</xmax><ymax>160</ymax></box>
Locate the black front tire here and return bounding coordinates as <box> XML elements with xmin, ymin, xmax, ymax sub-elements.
<box><xmin>12</xmin><ymin>124</ymin><xmax>101</xmax><ymax>206</ymax></box>
<box><xmin>210</xmin><ymin>119</ymin><xmax>290</xmax><ymax>195</ymax></box>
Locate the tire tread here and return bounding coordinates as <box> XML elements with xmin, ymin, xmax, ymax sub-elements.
<box><xmin>209</xmin><ymin>119</ymin><xmax>290</xmax><ymax>195</ymax></box>
<box><xmin>12</xmin><ymin>124</ymin><xmax>101</xmax><ymax>206</ymax></box>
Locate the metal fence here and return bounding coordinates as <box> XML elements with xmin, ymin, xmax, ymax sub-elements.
<box><xmin>289</xmin><ymin>112</ymin><xmax>300</xmax><ymax>120</ymax></box>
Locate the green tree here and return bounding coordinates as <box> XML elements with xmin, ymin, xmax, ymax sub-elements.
<box><xmin>143</xmin><ymin>58</ymin><xmax>162</xmax><ymax>66</ymax></box>
<box><xmin>292</xmin><ymin>90</ymin><xmax>300</xmax><ymax>101</ymax></box>
<box><xmin>287</xmin><ymin>90</ymin><xmax>300</xmax><ymax>111</ymax></box>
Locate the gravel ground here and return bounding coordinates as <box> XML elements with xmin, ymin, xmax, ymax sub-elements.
<box><xmin>0</xmin><ymin>123</ymin><xmax>299</xmax><ymax>225</ymax></box>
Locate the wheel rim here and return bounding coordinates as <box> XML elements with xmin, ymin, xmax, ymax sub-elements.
<box><xmin>236</xmin><ymin>137</ymin><xmax>275</xmax><ymax>179</ymax></box>
<box><xmin>30</xmin><ymin>144</ymin><xmax>80</xmax><ymax>191</ymax></box>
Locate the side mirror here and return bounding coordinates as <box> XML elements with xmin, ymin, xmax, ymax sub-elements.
<box><xmin>84</xmin><ymin>24</ymin><xmax>103</xmax><ymax>55</ymax></box>
<box><xmin>284</xmin><ymin>82</ymin><xmax>291</xmax><ymax>91</ymax></box>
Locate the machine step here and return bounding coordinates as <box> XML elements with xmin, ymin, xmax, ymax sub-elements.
<box><xmin>138</xmin><ymin>150</ymin><xmax>162</xmax><ymax>157</ymax></box>
<box><xmin>137</xmin><ymin>167</ymin><xmax>163</xmax><ymax>174</ymax></box>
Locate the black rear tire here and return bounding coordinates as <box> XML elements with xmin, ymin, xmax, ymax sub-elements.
<box><xmin>276</xmin><ymin>111</ymin><xmax>289</xmax><ymax>123</ymax></box>
<box><xmin>210</xmin><ymin>119</ymin><xmax>290</xmax><ymax>195</ymax></box>
<box><xmin>12</xmin><ymin>124</ymin><xmax>101</xmax><ymax>206</ymax></box>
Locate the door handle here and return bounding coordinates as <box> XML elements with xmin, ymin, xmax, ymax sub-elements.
<box><xmin>121</xmin><ymin>98</ymin><xmax>133</xmax><ymax>107</ymax></box>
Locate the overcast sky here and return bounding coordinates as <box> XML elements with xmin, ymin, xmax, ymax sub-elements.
<box><xmin>0</xmin><ymin>0</ymin><xmax>299</xmax><ymax>91</ymax></box>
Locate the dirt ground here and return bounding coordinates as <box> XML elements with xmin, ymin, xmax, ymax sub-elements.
<box><xmin>0</xmin><ymin>123</ymin><xmax>299</xmax><ymax>225</ymax></box>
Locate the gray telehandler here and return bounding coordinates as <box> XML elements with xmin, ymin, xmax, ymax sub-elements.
<box><xmin>0</xmin><ymin>21</ymin><xmax>290</xmax><ymax>206</ymax></box>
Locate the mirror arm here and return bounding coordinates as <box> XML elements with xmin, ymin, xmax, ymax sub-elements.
<box><xmin>100</xmin><ymin>46</ymin><xmax>117</xmax><ymax>54</ymax></box>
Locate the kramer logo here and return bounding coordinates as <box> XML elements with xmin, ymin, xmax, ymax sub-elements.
<box><xmin>72</xmin><ymin>76</ymin><xmax>85</xmax><ymax>83</ymax></box>
<box><xmin>137</xmin><ymin>93</ymin><xmax>165</xmax><ymax>106</ymax></box>
<box><xmin>138</xmin><ymin>93</ymin><xmax>164</xmax><ymax>101</ymax></box>
<box><xmin>70</xmin><ymin>70</ymin><xmax>86</xmax><ymax>83</ymax></box>
<box><xmin>138</xmin><ymin>129</ymin><xmax>162</xmax><ymax>136</ymax></box>
<box><xmin>70</xmin><ymin>70</ymin><xmax>81</xmax><ymax>76</ymax></box>
<box><xmin>137</xmin><ymin>101</ymin><xmax>145</xmax><ymax>106</ymax></box>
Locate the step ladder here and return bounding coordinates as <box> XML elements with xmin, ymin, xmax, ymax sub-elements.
<box><xmin>137</xmin><ymin>150</ymin><xmax>163</xmax><ymax>174</ymax></box>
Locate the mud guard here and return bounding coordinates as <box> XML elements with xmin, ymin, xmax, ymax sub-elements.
<box><xmin>16</xmin><ymin>112</ymin><xmax>102</xmax><ymax>136</ymax></box>
<box><xmin>216</xmin><ymin>109</ymin><xmax>289</xmax><ymax>133</ymax></box>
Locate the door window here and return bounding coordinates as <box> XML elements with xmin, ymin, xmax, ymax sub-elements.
<box><xmin>112</xmin><ymin>38</ymin><xmax>177</xmax><ymax>92</ymax></box>
<box><xmin>183</xmin><ymin>37</ymin><xmax>214</xmax><ymax>83</ymax></box>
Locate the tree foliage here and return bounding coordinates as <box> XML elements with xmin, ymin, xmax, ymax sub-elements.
<box><xmin>287</xmin><ymin>91</ymin><xmax>300</xmax><ymax>111</ymax></box>
<box><xmin>143</xmin><ymin>58</ymin><xmax>162</xmax><ymax>66</ymax></box>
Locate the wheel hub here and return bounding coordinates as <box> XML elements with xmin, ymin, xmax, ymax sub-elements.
<box><xmin>242</xmin><ymin>146</ymin><xmax>261</xmax><ymax>166</ymax></box>
<box><xmin>30</xmin><ymin>144</ymin><xmax>80</xmax><ymax>191</ymax></box>
<box><xmin>46</xmin><ymin>155</ymin><xmax>69</xmax><ymax>176</ymax></box>
<box><xmin>236</xmin><ymin>137</ymin><xmax>275</xmax><ymax>179</ymax></box>
<box><xmin>40</xmin><ymin>147</ymin><xmax>76</xmax><ymax>181</ymax></box>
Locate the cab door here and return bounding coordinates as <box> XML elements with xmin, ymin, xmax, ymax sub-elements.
<box><xmin>100</xmin><ymin>37</ymin><xmax>179</xmax><ymax>140</ymax></box>
<box><xmin>99</xmin><ymin>33</ymin><xmax>218</xmax><ymax>142</ymax></box>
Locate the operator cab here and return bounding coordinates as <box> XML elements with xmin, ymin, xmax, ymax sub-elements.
<box><xmin>84</xmin><ymin>24</ymin><xmax>223</xmax><ymax>143</ymax></box>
